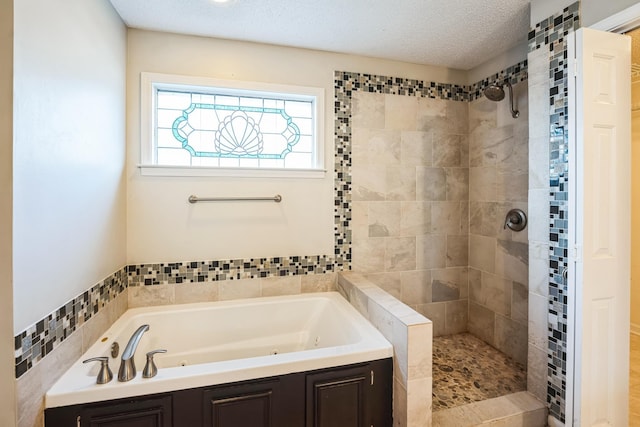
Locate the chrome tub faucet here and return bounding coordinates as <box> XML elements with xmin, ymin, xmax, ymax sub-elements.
<box><xmin>118</xmin><ymin>324</ymin><xmax>149</xmax><ymax>382</ymax></box>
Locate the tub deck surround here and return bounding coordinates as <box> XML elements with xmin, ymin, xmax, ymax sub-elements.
<box><xmin>45</xmin><ymin>292</ymin><xmax>392</xmax><ymax>409</ymax></box>
<box><xmin>337</xmin><ymin>272</ymin><xmax>433</xmax><ymax>427</ymax></box>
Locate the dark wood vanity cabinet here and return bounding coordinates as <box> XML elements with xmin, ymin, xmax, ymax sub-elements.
<box><xmin>45</xmin><ymin>358</ymin><xmax>392</xmax><ymax>427</ymax></box>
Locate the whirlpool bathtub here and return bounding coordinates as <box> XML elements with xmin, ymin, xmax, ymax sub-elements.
<box><xmin>45</xmin><ymin>292</ymin><xmax>393</xmax><ymax>408</ymax></box>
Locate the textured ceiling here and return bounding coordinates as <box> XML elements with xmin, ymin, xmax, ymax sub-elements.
<box><xmin>109</xmin><ymin>0</ymin><xmax>530</xmax><ymax>70</ymax></box>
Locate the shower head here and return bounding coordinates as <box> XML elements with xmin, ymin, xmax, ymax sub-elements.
<box><xmin>483</xmin><ymin>81</ymin><xmax>520</xmax><ymax>118</ymax></box>
<box><xmin>483</xmin><ymin>84</ymin><xmax>505</xmax><ymax>102</ymax></box>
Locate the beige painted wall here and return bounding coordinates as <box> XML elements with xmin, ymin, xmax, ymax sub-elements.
<box><xmin>12</xmin><ymin>0</ymin><xmax>127</xmax><ymax>333</ymax></box>
<box><xmin>0</xmin><ymin>0</ymin><xmax>16</xmax><ymax>425</ymax></box>
<box><xmin>633</xmin><ymin>106</ymin><xmax>640</xmax><ymax>332</ymax></box>
<box><xmin>126</xmin><ymin>29</ymin><xmax>466</xmax><ymax>264</ymax></box>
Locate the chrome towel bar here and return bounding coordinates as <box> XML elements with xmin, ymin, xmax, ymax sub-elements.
<box><xmin>188</xmin><ymin>194</ymin><xmax>282</xmax><ymax>204</ymax></box>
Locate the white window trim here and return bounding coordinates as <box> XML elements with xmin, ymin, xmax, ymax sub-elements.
<box><xmin>139</xmin><ymin>72</ymin><xmax>326</xmax><ymax>178</ymax></box>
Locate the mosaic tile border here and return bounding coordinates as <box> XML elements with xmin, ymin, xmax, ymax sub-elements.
<box><xmin>14</xmin><ymin>63</ymin><xmax>529</xmax><ymax>380</ymax></box>
<box><xmin>468</xmin><ymin>60</ymin><xmax>528</xmax><ymax>101</ymax></box>
<box><xmin>528</xmin><ymin>1</ymin><xmax>580</xmax><ymax>423</ymax></box>
<box><xmin>127</xmin><ymin>255</ymin><xmax>335</xmax><ymax>285</ymax></box>
<box><xmin>14</xmin><ymin>267</ymin><xmax>127</xmax><ymax>378</ymax></box>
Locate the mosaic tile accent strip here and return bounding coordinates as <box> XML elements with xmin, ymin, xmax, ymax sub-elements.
<box><xmin>127</xmin><ymin>255</ymin><xmax>335</xmax><ymax>285</ymax></box>
<box><xmin>432</xmin><ymin>333</ymin><xmax>526</xmax><ymax>411</ymax></box>
<box><xmin>528</xmin><ymin>2</ymin><xmax>580</xmax><ymax>423</ymax></box>
<box><xmin>14</xmin><ymin>267</ymin><xmax>127</xmax><ymax>379</ymax></box>
<box><xmin>13</xmin><ymin>62</ymin><xmax>530</xmax><ymax>380</ymax></box>
<box><xmin>468</xmin><ymin>59</ymin><xmax>528</xmax><ymax>101</ymax></box>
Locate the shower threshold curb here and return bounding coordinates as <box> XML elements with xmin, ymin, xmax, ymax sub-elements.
<box><xmin>432</xmin><ymin>391</ymin><xmax>547</xmax><ymax>426</ymax></box>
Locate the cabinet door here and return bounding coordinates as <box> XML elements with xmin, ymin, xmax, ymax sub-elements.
<box><xmin>306</xmin><ymin>364</ymin><xmax>368</xmax><ymax>427</ymax></box>
<box><xmin>203</xmin><ymin>377</ymin><xmax>303</xmax><ymax>427</ymax></box>
<box><xmin>79</xmin><ymin>396</ymin><xmax>172</xmax><ymax>427</ymax></box>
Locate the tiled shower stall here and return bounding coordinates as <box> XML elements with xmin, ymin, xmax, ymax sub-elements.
<box><xmin>350</xmin><ymin>75</ymin><xmax>530</xmax><ymax>368</ymax></box>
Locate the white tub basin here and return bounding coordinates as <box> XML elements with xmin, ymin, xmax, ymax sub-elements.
<box><xmin>45</xmin><ymin>292</ymin><xmax>392</xmax><ymax>408</ymax></box>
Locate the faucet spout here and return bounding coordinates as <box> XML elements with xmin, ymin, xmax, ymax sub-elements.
<box><xmin>118</xmin><ymin>324</ymin><xmax>149</xmax><ymax>382</ymax></box>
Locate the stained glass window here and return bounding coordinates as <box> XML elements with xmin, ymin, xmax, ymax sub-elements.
<box><xmin>144</xmin><ymin>75</ymin><xmax>323</xmax><ymax>173</ymax></box>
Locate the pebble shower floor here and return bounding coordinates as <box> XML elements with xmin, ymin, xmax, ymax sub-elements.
<box><xmin>432</xmin><ymin>333</ymin><xmax>526</xmax><ymax>411</ymax></box>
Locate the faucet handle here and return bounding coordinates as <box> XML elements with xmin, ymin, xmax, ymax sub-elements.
<box><xmin>83</xmin><ymin>356</ymin><xmax>113</xmax><ymax>384</ymax></box>
<box><xmin>142</xmin><ymin>349</ymin><xmax>167</xmax><ymax>379</ymax></box>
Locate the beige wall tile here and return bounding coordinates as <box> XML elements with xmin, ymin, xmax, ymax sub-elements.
<box><xmin>387</xmin><ymin>166</ymin><xmax>417</xmax><ymax>201</ymax></box>
<box><xmin>527</xmin><ymin>189</ymin><xmax>550</xmax><ymax>242</ymax></box>
<box><xmin>417</xmin><ymin>302</ymin><xmax>446</xmax><ymax>337</ymax></box>
<box><xmin>18</xmin><ymin>331</ymin><xmax>83</xmax><ymax>427</ymax></box>
<box><xmin>352</xmin><ymin>92</ymin><xmax>385</xmax><ymax>129</ymax></box>
<box><xmin>446</xmin><ymin>100</ymin><xmax>469</xmax><ymax>134</ymax></box>
<box><xmin>401</xmin><ymin>130</ymin><xmax>433</xmax><ymax>166</ymax></box>
<box><xmin>446</xmin><ymin>235</ymin><xmax>468</xmax><ymax>267</ymax></box>
<box><xmin>351</xmin><ymin>201</ymin><xmax>369</xmax><ymax>240</ymax></box>
<box><xmin>352</xmin><ymin>164</ymin><xmax>386</xmax><ymax>201</ymax></box>
<box><xmin>496</xmin><ymin>171</ymin><xmax>528</xmax><ymax>202</ymax></box>
<box><xmin>529</xmin><ymin>136</ymin><xmax>550</xmax><ymax>189</ymax></box>
<box><xmin>527</xmin><ymin>344</ymin><xmax>548</xmax><ymax>403</ymax></box>
<box><xmin>469</xmin><ymin>234</ymin><xmax>496</xmax><ymax>273</ymax></box>
<box><xmin>444</xmin><ymin>299</ymin><xmax>468</xmax><ymax>335</ymax></box>
<box><xmin>365</xmin><ymin>272</ymin><xmax>402</xmax><ymax>300</ymax></box>
<box><xmin>495</xmin><ymin>239</ymin><xmax>528</xmax><ymax>284</ymax></box>
<box><xmin>528</xmin><ymin>240</ymin><xmax>549</xmax><ymax>298</ymax></box>
<box><xmin>468</xmin><ymin>301</ymin><xmax>496</xmax><ymax>345</ymax></box>
<box><xmin>407</xmin><ymin>322</ymin><xmax>432</xmax><ymax>380</ymax></box>
<box><xmin>527</xmin><ymin>85</ymin><xmax>550</xmax><ymax>140</ymax></box>
<box><xmin>469</xmin><ymin>271</ymin><xmax>512</xmax><ymax>317</ymax></box>
<box><xmin>528</xmin><ymin>292</ymin><xmax>548</xmax><ymax>350</ymax></box>
<box><xmin>301</xmin><ymin>273</ymin><xmax>336</xmax><ymax>293</ymax></box>
<box><xmin>385</xmin><ymin>237</ymin><xmax>417</xmax><ymax>272</ymax></box>
<box><xmin>352</xmin><ymin>237</ymin><xmax>385</xmax><ymax>273</ymax></box>
<box><xmin>393</xmin><ymin>377</ymin><xmax>409</xmax><ymax>427</ymax></box>
<box><xmin>416</xmin><ymin>97</ymin><xmax>447</xmax><ymax>134</ymax></box>
<box><xmin>497</xmin><ymin>134</ymin><xmax>528</xmax><ymax>175</ymax></box>
<box><xmin>432</xmin><ymin>267</ymin><xmax>468</xmax><ymax>302</ymax></box>
<box><xmin>128</xmin><ymin>284</ymin><xmax>175</xmax><ymax>308</ymax></box>
<box><xmin>385</xmin><ymin>94</ymin><xmax>417</xmax><ymax>130</ymax></box>
<box><xmin>417</xmin><ymin>167</ymin><xmax>446</xmax><ymax>201</ymax></box>
<box><xmin>495</xmin><ymin>314</ymin><xmax>528</xmax><ymax>365</ymax></box>
<box><xmin>368</xmin><ymin>202</ymin><xmax>401</xmax><ymax>237</ymax></box>
<box><xmin>445</xmin><ymin>168</ymin><xmax>469</xmax><ymax>201</ymax></box>
<box><xmin>511</xmin><ymin>281</ymin><xmax>528</xmax><ymax>324</ymax></box>
<box><xmin>469</xmin><ymin>201</ymin><xmax>498</xmax><ymax>237</ymax></box>
<box><xmin>81</xmin><ymin>305</ymin><xmax>111</xmax><ymax>353</ymax></box>
<box><xmin>417</xmin><ymin>235</ymin><xmax>446</xmax><ymax>269</ymax></box>
<box><xmin>261</xmin><ymin>276</ymin><xmax>301</xmax><ymax>297</ymax></box>
<box><xmin>401</xmin><ymin>270</ymin><xmax>432</xmax><ymax>305</ymax></box>
<box><xmin>433</xmin><ymin>134</ymin><xmax>463</xmax><ymax>167</ymax></box>
<box><xmin>469</xmin><ymin>166</ymin><xmax>497</xmax><ymax>201</ymax></box>
<box><xmin>406</xmin><ymin>377</ymin><xmax>432</xmax><ymax>426</ymax></box>
<box><xmin>431</xmin><ymin>201</ymin><xmax>463</xmax><ymax>234</ymax></box>
<box><xmin>218</xmin><ymin>278</ymin><xmax>261</xmax><ymax>301</ymax></box>
<box><xmin>400</xmin><ymin>201</ymin><xmax>431</xmax><ymax>237</ymax></box>
<box><xmin>368</xmin><ymin>129</ymin><xmax>402</xmax><ymax>166</ymax></box>
<box><xmin>174</xmin><ymin>282</ymin><xmax>219</xmax><ymax>305</ymax></box>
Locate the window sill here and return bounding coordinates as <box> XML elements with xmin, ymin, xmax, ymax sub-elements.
<box><xmin>138</xmin><ymin>165</ymin><xmax>327</xmax><ymax>179</ymax></box>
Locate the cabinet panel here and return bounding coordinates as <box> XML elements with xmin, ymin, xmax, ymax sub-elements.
<box><xmin>203</xmin><ymin>376</ymin><xmax>303</xmax><ymax>427</ymax></box>
<box><xmin>79</xmin><ymin>396</ymin><xmax>172</xmax><ymax>427</ymax></box>
<box><xmin>306</xmin><ymin>365</ymin><xmax>368</xmax><ymax>427</ymax></box>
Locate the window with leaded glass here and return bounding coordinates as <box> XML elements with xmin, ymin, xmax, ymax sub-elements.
<box><xmin>140</xmin><ymin>73</ymin><xmax>324</xmax><ymax>177</ymax></box>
